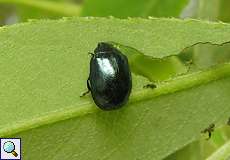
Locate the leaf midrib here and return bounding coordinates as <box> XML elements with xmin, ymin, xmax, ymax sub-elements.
<box><xmin>1</xmin><ymin>62</ymin><xmax>230</xmax><ymax>137</ymax></box>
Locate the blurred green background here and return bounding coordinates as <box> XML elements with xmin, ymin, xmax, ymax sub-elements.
<box><xmin>1</xmin><ymin>0</ymin><xmax>230</xmax><ymax>26</ymax></box>
<box><xmin>1</xmin><ymin>0</ymin><xmax>230</xmax><ymax>159</ymax></box>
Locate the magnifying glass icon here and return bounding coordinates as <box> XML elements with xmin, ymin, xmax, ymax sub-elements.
<box><xmin>3</xmin><ymin>141</ymin><xmax>18</xmax><ymax>157</ymax></box>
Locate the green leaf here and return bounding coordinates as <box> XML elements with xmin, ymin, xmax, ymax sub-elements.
<box><xmin>110</xmin><ymin>42</ymin><xmax>188</xmax><ymax>82</ymax></box>
<box><xmin>196</xmin><ymin>0</ymin><xmax>230</xmax><ymax>22</ymax></box>
<box><xmin>206</xmin><ymin>140</ymin><xmax>230</xmax><ymax>160</ymax></box>
<box><xmin>166</xmin><ymin>123</ymin><xmax>230</xmax><ymax>159</ymax></box>
<box><xmin>1</xmin><ymin>17</ymin><xmax>230</xmax><ymax>160</ymax></box>
<box><xmin>191</xmin><ymin>0</ymin><xmax>230</xmax><ymax>70</ymax></box>
<box><xmin>164</xmin><ymin>141</ymin><xmax>202</xmax><ymax>160</ymax></box>
<box><xmin>82</xmin><ymin>0</ymin><xmax>189</xmax><ymax>17</ymax></box>
<box><xmin>218</xmin><ymin>0</ymin><xmax>230</xmax><ymax>22</ymax></box>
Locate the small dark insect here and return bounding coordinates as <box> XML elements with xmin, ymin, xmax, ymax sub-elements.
<box><xmin>227</xmin><ymin>117</ymin><xmax>230</xmax><ymax>125</ymax></box>
<box><xmin>81</xmin><ymin>42</ymin><xmax>132</xmax><ymax>110</ymax></box>
<box><xmin>201</xmin><ymin>123</ymin><xmax>215</xmax><ymax>140</ymax></box>
<box><xmin>143</xmin><ymin>84</ymin><xmax>156</xmax><ymax>89</ymax></box>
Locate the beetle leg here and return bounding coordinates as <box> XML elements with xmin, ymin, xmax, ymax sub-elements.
<box><xmin>207</xmin><ymin>131</ymin><xmax>211</xmax><ymax>140</ymax></box>
<box><xmin>80</xmin><ymin>78</ymin><xmax>91</xmax><ymax>97</ymax></box>
<box><xmin>80</xmin><ymin>90</ymin><xmax>90</xmax><ymax>97</ymax></box>
<box><xmin>88</xmin><ymin>52</ymin><xmax>94</xmax><ymax>57</ymax></box>
<box><xmin>87</xmin><ymin>78</ymin><xmax>91</xmax><ymax>91</ymax></box>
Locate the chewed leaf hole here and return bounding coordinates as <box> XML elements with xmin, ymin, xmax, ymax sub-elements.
<box><xmin>110</xmin><ymin>41</ymin><xmax>230</xmax><ymax>83</ymax></box>
<box><xmin>180</xmin><ymin>42</ymin><xmax>230</xmax><ymax>71</ymax></box>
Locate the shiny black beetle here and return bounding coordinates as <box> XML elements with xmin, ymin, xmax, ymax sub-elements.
<box><xmin>81</xmin><ymin>42</ymin><xmax>132</xmax><ymax>110</ymax></box>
